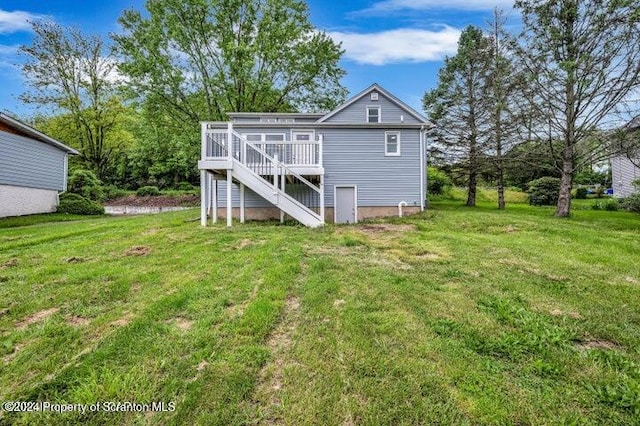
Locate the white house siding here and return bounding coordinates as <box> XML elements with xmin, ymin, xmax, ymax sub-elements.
<box><xmin>612</xmin><ymin>156</ymin><xmax>640</xmax><ymax>198</ymax></box>
<box><xmin>0</xmin><ymin>184</ymin><xmax>58</xmax><ymax>217</ymax></box>
<box><xmin>0</xmin><ymin>131</ymin><xmax>67</xmax><ymax>191</ymax></box>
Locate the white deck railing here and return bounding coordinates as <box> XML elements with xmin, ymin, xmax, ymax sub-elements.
<box><xmin>201</xmin><ymin>122</ymin><xmax>324</xmax><ymax>218</ymax></box>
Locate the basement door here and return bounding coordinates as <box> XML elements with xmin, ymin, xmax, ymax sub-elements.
<box><xmin>334</xmin><ymin>185</ymin><xmax>357</xmax><ymax>224</ymax></box>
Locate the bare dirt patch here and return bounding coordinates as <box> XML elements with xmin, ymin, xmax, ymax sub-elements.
<box><xmin>504</xmin><ymin>225</ymin><xmax>517</xmax><ymax>233</ymax></box>
<box><xmin>65</xmin><ymin>256</ymin><xmax>86</xmax><ymax>264</ymax></box>
<box><xmin>1</xmin><ymin>258</ymin><xmax>18</xmax><ymax>269</ymax></box>
<box><xmin>105</xmin><ymin>194</ymin><xmax>199</xmax><ymax>207</ymax></box>
<box><xmin>549</xmin><ymin>309</ymin><xmax>582</xmax><ymax>319</ymax></box>
<box><xmin>625</xmin><ymin>276</ymin><xmax>639</xmax><ymax>285</ymax></box>
<box><xmin>110</xmin><ymin>312</ymin><xmax>134</xmax><ymax>327</ymax></box>
<box><xmin>235</xmin><ymin>239</ymin><xmax>252</xmax><ymax>249</ymax></box>
<box><xmin>124</xmin><ymin>246</ymin><xmax>151</xmax><ymax>256</ymax></box>
<box><xmin>142</xmin><ymin>228</ymin><xmax>160</xmax><ymax>236</ymax></box>
<box><xmin>333</xmin><ymin>299</ymin><xmax>346</xmax><ymax>308</ymax></box>
<box><xmin>252</xmin><ymin>295</ymin><xmax>301</xmax><ymax>421</ymax></box>
<box><xmin>576</xmin><ymin>339</ymin><xmax>621</xmax><ymax>350</ymax></box>
<box><xmin>16</xmin><ymin>308</ymin><xmax>59</xmax><ymax>329</ymax></box>
<box><xmin>67</xmin><ymin>315</ymin><xmax>91</xmax><ymax>326</ymax></box>
<box><xmin>167</xmin><ymin>316</ymin><xmax>194</xmax><ymax>331</ymax></box>
<box><xmin>351</xmin><ymin>223</ymin><xmax>416</xmax><ymax>235</ymax></box>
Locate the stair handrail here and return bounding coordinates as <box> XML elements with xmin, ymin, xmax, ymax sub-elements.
<box><xmin>231</xmin><ymin>130</ymin><xmax>321</xmax><ymax>194</ymax></box>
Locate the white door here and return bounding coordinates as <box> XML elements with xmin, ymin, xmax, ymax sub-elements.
<box><xmin>291</xmin><ymin>131</ymin><xmax>315</xmax><ymax>165</ymax></box>
<box><xmin>335</xmin><ymin>186</ymin><xmax>357</xmax><ymax>224</ymax></box>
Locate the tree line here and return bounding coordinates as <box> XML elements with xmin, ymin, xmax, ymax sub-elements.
<box><xmin>16</xmin><ymin>0</ymin><xmax>640</xmax><ymax>217</ymax></box>
<box><xmin>424</xmin><ymin>0</ymin><xmax>640</xmax><ymax>216</ymax></box>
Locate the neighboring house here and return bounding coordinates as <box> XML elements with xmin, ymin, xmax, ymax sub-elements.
<box><xmin>198</xmin><ymin>83</ymin><xmax>430</xmax><ymax>227</ymax></box>
<box><xmin>612</xmin><ymin>117</ymin><xmax>640</xmax><ymax>198</ymax></box>
<box><xmin>0</xmin><ymin>113</ymin><xmax>79</xmax><ymax>218</ymax></box>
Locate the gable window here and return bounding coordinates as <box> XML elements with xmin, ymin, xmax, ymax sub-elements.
<box><xmin>367</xmin><ymin>106</ymin><xmax>381</xmax><ymax>123</ymax></box>
<box><xmin>385</xmin><ymin>131</ymin><xmax>400</xmax><ymax>156</ymax></box>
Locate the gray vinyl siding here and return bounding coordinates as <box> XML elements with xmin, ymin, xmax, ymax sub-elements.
<box><xmin>214</xmin><ymin>127</ymin><xmax>423</xmax><ymax>209</ymax></box>
<box><xmin>321</xmin><ymin>128</ymin><xmax>422</xmax><ymax>206</ymax></box>
<box><xmin>0</xmin><ymin>130</ymin><xmax>67</xmax><ymax>191</ymax></box>
<box><xmin>324</xmin><ymin>92</ymin><xmax>422</xmax><ymax>124</ymax></box>
<box><xmin>612</xmin><ymin>155</ymin><xmax>640</xmax><ymax>197</ymax></box>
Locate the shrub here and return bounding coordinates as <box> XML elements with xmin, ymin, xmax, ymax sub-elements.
<box><xmin>136</xmin><ymin>186</ymin><xmax>161</xmax><ymax>196</ymax></box>
<box><xmin>592</xmin><ymin>199</ymin><xmax>618</xmax><ymax>211</ymax></box>
<box><xmin>57</xmin><ymin>193</ymin><xmax>104</xmax><ymax>215</ymax></box>
<box><xmin>175</xmin><ymin>181</ymin><xmax>195</xmax><ymax>191</ymax></box>
<box><xmin>427</xmin><ymin>167</ymin><xmax>452</xmax><ymax>195</ymax></box>
<box><xmin>574</xmin><ymin>187</ymin><xmax>588</xmax><ymax>199</ymax></box>
<box><xmin>620</xmin><ymin>194</ymin><xmax>640</xmax><ymax>213</ymax></box>
<box><xmin>527</xmin><ymin>177</ymin><xmax>561</xmax><ymax>206</ymax></box>
<box><xmin>102</xmin><ymin>184</ymin><xmax>128</xmax><ymax>201</ymax></box>
<box><xmin>68</xmin><ymin>169</ymin><xmax>103</xmax><ymax>201</ymax></box>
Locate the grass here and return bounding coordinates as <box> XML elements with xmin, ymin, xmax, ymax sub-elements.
<box><xmin>0</xmin><ymin>198</ymin><xmax>639</xmax><ymax>425</ymax></box>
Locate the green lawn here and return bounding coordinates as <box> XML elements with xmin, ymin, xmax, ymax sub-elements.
<box><xmin>0</xmin><ymin>201</ymin><xmax>639</xmax><ymax>425</ymax></box>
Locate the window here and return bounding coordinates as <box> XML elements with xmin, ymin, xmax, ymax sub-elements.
<box><xmin>367</xmin><ymin>106</ymin><xmax>381</xmax><ymax>123</ymax></box>
<box><xmin>370</xmin><ymin>92</ymin><xmax>379</xmax><ymax>101</ymax></box>
<box><xmin>385</xmin><ymin>131</ymin><xmax>400</xmax><ymax>156</ymax></box>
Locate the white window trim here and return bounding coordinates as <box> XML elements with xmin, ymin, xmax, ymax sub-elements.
<box><xmin>385</xmin><ymin>131</ymin><xmax>401</xmax><ymax>156</ymax></box>
<box><xmin>290</xmin><ymin>129</ymin><xmax>315</xmax><ymax>142</ymax></box>
<box><xmin>366</xmin><ymin>105</ymin><xmax>381</xmax><ymax>123</ymax></box>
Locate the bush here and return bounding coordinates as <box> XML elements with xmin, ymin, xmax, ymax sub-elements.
<box><xmin>527</xmin><ymin>177</ymin><xmax>561</xmax><ymax>206</ymax></box>
<box><xmin>68</xmin><ymin>169</ymin><xmax>103</xmax><ymax>201</ymax></box>
<box><xmin>102</xmin><ymin>184</ymin><xmax>128</xmax><ymax>201</ymax></box>
<box><xmin>427</xmin><ymin>167</ymin><xmax>452</xmax><ymax>195</ymax></box>
<box><xmin>175</xmin><ymin>181</ymin><xmax>195</xmax><ymax>191</ymax></box>
<box><xmin>57</xmin><ymin>193</ymin><xmax>104</xmax><ymax>215</ymax></box>
<box><xmin>620</xmin><ymin>194</ymin><xmax>640</xmax><ymax>213</ymax></box>
<box><xmin>136</xmin><ymin>186</ymin><xmax>161</xmax><ymax>196</ymax></box>
<box><xmin>574</xmin><ymin>187</ymin><xmax>588</xmax><ymax>199</ymax></box>
<box><xmin>592</xmin><ymin>199</ymin><xmax>618</xmax><ymax>211</ymax></box>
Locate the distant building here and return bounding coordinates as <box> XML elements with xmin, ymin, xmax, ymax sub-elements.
<box><xmin>0</xmin><ymin>113</ymin><xmax>78</xmax><ymax>217</ymax></box>
<box><xmin>612</xmin><ymin>117</ymin><xmax>640</xmax><ymax>198</ymax></box>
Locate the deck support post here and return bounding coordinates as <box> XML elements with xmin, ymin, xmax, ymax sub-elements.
<box><xmin>200</xmin><ymin>170</ymin><xmax>207</xmax><ymax>227</ymax></box>
<box><xmin>226</xmin><ymin>169</ymin><xmax>232</xmax><ymax>227</ymax></box>
<box><xmin>212</xmin><ymin>176</ymin><xmax>218</xmax><ymax>224</ymax></box>
<box><xmin>240</xmin><ymin>183</ymin><xmax>245</xmax><ymax>223</ymax></box>
<box><xmin>319</xmin><ymin>134</ymin><xmax>325</xmax><ymax>224</ymax></box>
<box><xmin>280</xmin><ymin>173</ymin><xmax>285</xmax><ymax>224</ymax></box>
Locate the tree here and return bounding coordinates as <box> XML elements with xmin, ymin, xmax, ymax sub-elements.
<box><xmin>20</xmin><ymin>22</ymin><xmax>127</xmax><ymax>181</ymax></box>
<box><xmin>514</xmin><ymin>0</ymin><xmax>640</xmax><ymax>217</ymax></box>
<box><xmin>113</xmin><ymin>0</ymin><xmax>347</xmax><ymax>126</ymax></box>
<box><xmin>423</xmin><ymin>26</ymin><xmax>492</xmax><ymax>207</ymax></box>
<box><xmin>484</xmin><ymin>9</ymin><xmax>524</xmax><ymax>209</ymax></box>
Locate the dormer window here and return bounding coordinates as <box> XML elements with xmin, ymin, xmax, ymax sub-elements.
<box><xmin>367</xmin><ymin>106</ymin><xmax>381</xmax><ymax>123</ymax></box>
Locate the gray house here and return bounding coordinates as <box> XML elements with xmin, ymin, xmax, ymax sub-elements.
<box><xmin>0</xmin><ymin>113</ymin><xmax>78</xmax><ymax>218</ymax></box>
<box><xmin>198</xmin><ymin>84</ymin><xmax>430</xmax><ymax>227</ymax></box>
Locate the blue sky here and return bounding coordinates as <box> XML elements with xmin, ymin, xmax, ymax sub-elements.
<box><xmin>0</xmin><ymin>0</ymin><xmax>514</xmax><ymax>118</ymax></box>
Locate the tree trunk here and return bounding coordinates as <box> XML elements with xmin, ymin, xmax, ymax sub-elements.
<box><xmin>467</xmin><ymin>170</ymin><xmax>477</xmax><ymax>207</ymax></box>
<box><xmin>556</xmin><ymin>156</ymin><xmax>573</xmax><ymax>217</ymax></box>
<box><xmin>497</xmin><ymin>166</ymin><xmax>505</xmax><ymax>210</ymax></box>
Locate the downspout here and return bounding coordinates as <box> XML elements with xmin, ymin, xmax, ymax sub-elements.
<box><xmin>420</xmin><ymin>125</ymin><xmax>425</xmax><ymax>211</ymax></box>
<box><xmin>57</xmin><ymin>153</ymin><xmax>69</xmax><ymax>205</ymax></box>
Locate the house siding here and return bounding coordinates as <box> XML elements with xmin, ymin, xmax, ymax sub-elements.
<box><xmin>0</xmin><ymin>130</ymin><xmax>67</xmax><ymax>191</ymax></box>
<box><xmin>323</xmin><ymin>92</ymin><xmax>422</xmax><ymax>124</ymax></box>
<box><xmin>612</xmin><ymin>155</ymin><xmax>640</xmax><ymax>198</ymax></box>
<box><xmin>321</xmin><ymin>128</ymin><xmax>422</xmax><ymax>207</ymax></box>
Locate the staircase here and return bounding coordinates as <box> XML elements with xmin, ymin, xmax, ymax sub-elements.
<box><xmin>198</xmin><ymin>123</ymin><xmax>324</xmax><ymax>227</ymax></box>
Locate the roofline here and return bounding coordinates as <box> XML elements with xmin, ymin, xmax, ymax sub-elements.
<box><xmin>0</xmin><ymin>113</ymin><xmax>79</xmax><ymax>155</ymax></box>
<box><xmin>317</xmin><ymin>83</ymin><xmax>430</xmax><ymax>124</ymax></box>
<box><xmin>227</xmin><ymin>112</ymin><xmax>325</xmax><ymax>118</ymax></box>
<box><xmin>201</xmin><ymin>121</ymin><xmax>427</xmax><ymax>129</ymax></box>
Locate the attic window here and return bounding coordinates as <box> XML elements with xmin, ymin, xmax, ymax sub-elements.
<box><xmin>370</xmin><ymin>92</ymin><xmax>379</xmax><ymax>101</ymax></box>
<box><xmin>367</xmin><ymin>106</ymin><xmax>381</xmax><ymax>123</ymax></box>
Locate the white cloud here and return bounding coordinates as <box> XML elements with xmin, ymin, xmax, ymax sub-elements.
<box><xmin>0</xmin><ymin>9</ymin><xmax>47</xmax><ymax>34</ymax></box>
<box><xmin>329</xmin><ymin>27</ymin><xmax>460</xmax><ymax>65</ymax></box>
<box><xmin>359</xmin><ymin>0</ymin><xmax>513</xmax><ymax>14</ymax></box>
